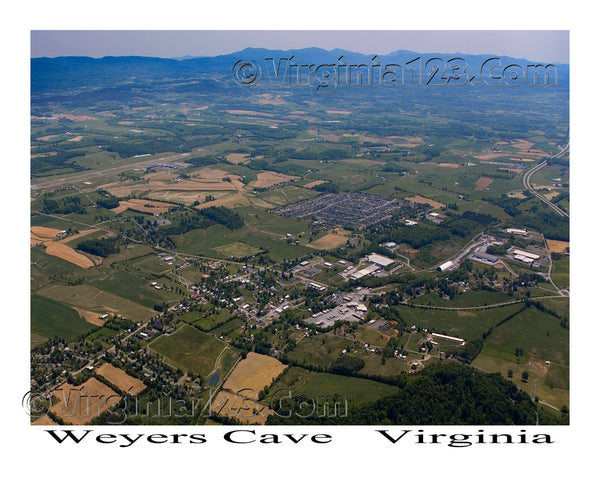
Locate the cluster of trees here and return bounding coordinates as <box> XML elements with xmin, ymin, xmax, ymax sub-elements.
<box><xmin>198</xmin><ymin>206</ymin><xmax>244</xmax><ymax>230</ymax></box>
<box><xmin>77</xmin><ymin>237</ymin><xmax>120</xmax><ymax>257</ymax></box>
<box><xmin>42</xmin><ymin>195</ymin><xmax>87</xmax><ymax>215</ymax></box>
<box><xmin>268</xmin><ymin>362</ymin><xmax>537</xmax><ymax>425</ymax></box>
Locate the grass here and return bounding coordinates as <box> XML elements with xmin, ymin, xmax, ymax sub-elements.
<box><xmin>148</xmin><ymin>324</ymin><xmax>226</xmax><ymax>377</ymax></box>
<box><xmin>295</xmin><ymin>371</ymin><xmax>399</xmax><ymax>404</ymax></box>
<box><xmin>390</xmin><ymin>302</ymin><xmax>524</xmax><ymax>341</ymax></box>
<box><xmin>285</xmin><ymin>334</ymin><xmax>354</xmax><ymax>369</ymax></box>
<box><xmin>473</xmin><ymin>304</ymin><xmax>569</xmax><ymax>407</ymax></box>
<box><xmin>31</xmin><ymin>294</ymin><xmax>94</xmax><ymax>343</ymax></box>
<box><xmin>88</xmin><ymin>268</ymin><xmax>182</xmax><ymax>309</ymax></box>
<box><xmin>35</xmin><ymin>284</ymin><xmax>156</xmax><ymax>322</ymax></box>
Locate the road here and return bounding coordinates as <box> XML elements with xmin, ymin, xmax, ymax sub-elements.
<box><xmin>522</xmin><ymin>142</ymin><xmax>569</xmax><ymax>218</ymax></box>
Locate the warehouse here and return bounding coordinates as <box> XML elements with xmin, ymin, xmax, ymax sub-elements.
<box><xmin>512</xmin><ymin>249</ymin><xmax>540</xmax><ymax>263</ymax></box>
<box><xmin>366</xmin><ymin>253</ymin><xmax>395</xmax><ymax>267</ymax></box>
<box><xmin>437</xmin><ymin>260</ymin><xmax>454</xmax><ymax>272</ymax></box>
<box><xmin>471</xmin><ymin>252</ymin><xmax>499</xmax><ymax>265</ymax></box>
<box><xmin>350</xmin><ymin>264</ymin><xmax>380</xmax><ymax>280</ymax></box>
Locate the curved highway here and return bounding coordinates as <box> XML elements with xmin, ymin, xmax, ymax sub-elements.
<box><xmin>522</xmin><ymin>142</ymin><xmax>569</xmax><ymax>218</ymax></box>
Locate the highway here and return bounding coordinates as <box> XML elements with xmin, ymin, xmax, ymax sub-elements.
<box><xmin>522</xmin><ymin>142</ymin><xmax>569</xmax><ymax>218</ymax></box>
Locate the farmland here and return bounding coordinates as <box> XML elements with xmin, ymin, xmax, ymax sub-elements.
<box><xmin>148</xmin><ymin>325</ymin><xmax>228</xmax><ymax>378</ymax></box>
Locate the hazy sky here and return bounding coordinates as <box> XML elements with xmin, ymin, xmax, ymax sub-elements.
<box><xmin>30</xmin><ymin>30</ymin><xmax>569</xmax><ymax>63</ymax></box>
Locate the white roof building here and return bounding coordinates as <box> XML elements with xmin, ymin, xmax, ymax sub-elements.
<box><xmin>366</xmin><ymin>253</ymin><xmax>395</xmax><ymax>267</ymax></box>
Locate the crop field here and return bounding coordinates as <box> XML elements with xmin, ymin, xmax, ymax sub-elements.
<box><xmin>111</xmin><ymin>198</ymin><xmax>178</xmax><ymax>214</ymax></box>
<box><xmin>273</xmin><ymin>368</ymin><xmax>400</xmax><ymax>405</ymax></box>
<box><xmin>222</xmin><ymin>352</ymin><xmax>287</xmax><ymax>394</ymax></box>
<box><xmin>95</xmin><ymin>363</ymin><xmax>147</xmax><ymax>394</ymax></box>
<box><xmin>36</xmin><ymin>284</ymin><xmax>156</xmax><ymax>322</ymax></box>
<box><xmin>472</xmin><ymin>305</ymin><xmax>569</xmax><ymax>406</ymax></box>
<box><xmin>31</xmin><ymin>294</ymin><xmax>93</xmax><ymax>343</ymax></box>
<box><xmin>309</xmin><ymin>233</ymin><xmax>349</xmax><ymax>250</ymax></box>
<box><xmin>210</xmin><ymin>389</ymin><xmax>273</xmax><ymax>424</ymax></box>
<box><xmin>213</xmin><ymin>242</ymin><xmax>262</xmax><ymax>258</ymax></box>
<box><xmin>286</xmin><ymin>334</ymin><xmax>353</xmax><ymax>369</ymax></box>
<box><xmin>88</xmin><ymin>268</ymin><xmax>182</xmax><ymax>309</ymax></box>
<box><xmin>148</xmin><ymin>325</ymin><xmax>226</xmax><ymax>377</ymax></box>
<box><xmin>49</xmin><ymin>377</ymin><xmax>119</xmax><ymax>425</ymax></box>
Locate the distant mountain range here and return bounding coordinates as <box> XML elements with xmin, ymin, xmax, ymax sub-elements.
<box><xmin>31</xmin><ymin>47</ymin><xmax>568</xmax><ymax>93</ymax></box>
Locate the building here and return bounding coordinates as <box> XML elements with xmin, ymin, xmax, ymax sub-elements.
<box><xmin>471</xmin><ymin>252</ymin><xmax>499</xmax><ymax>265</ymax></box>
<box><xmin>512</xmin><ymin>249</ymin><xmax>540</xmax><ymax>264</ymax></box>
<box><xmin>366</xmin><ymin>253</ymin><xmax>395</xmax><ymax>267</ymax></box>
<box><xmin>438</xmin><ymin>260</ymin><xmax>454</xmax><ymax>272</ymax></box>
<box><xmin>507</xmin><ymin>228</ymin><xmax>529</xmax><ymax>236</ymax></box>
<box><xmin>350</xmin><ymin>264</ymin><xmax>380</xmax><ymax>280</ymax></box>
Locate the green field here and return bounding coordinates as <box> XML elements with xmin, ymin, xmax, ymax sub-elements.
<box><xmin>31</xmin><ymin>294</ymin><xmax>93</xmax><ymax>343</ymax></box>
<box><xmin>35</xmin><ymin>284</ymin><xmax>156</xmax><ymax>322</ymax></box>
<box><xmin>149</xmin><ymin>324</ymin><xmax>226</xmax><ymax>377</ymax></box>
<box><xmin>285</xmin><ymin>334</ymin><xmax>354</xmax><ymax>369</ymax></box>
<box><xmin>473</xmin><ymin>304</ymin><xmax>569</xmax><ymax>407</ymax></box>
<box><xmin>390</xmin><ymin>302</ymin><xmax>525</xmax><ymax>341</ymax></box>
<box><xmin>89</xmin><ymin>268</ymin><xmax>182</xmax><ymax>309</ymax></box>
<box><xmin>213</xmin><ymin>242</ymin><xmax>262</xmax><ymax>258</ymax></box>
<box><xmin>267</xmin><ymin>365</ymin><xmax>399</xmax><ymax>406</ymax></box>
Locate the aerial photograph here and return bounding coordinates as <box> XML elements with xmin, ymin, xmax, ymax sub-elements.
<box><xmin>26</xmin><ymin>29</ymin><xmax>571</xmax><ymax>432</ymax></box>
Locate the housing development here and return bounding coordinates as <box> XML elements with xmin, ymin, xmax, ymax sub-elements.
<box><xmin>29</xmin><ymin>46</ymin><xmax>569</xmax><ymax>426</ymax></box>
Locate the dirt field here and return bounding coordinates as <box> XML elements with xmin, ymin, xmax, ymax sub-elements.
<box><xmin>96</xmin><ymin>363</ymin><xmax>147</xmax><ymax>394</ymax></box>
<box><xmin>68</xmin><ymin>135</ymin><xmax>83</xmax><ymax>142</ymax></box>
<box><xmin>111</xmin><ymin>198</ymin><xmax>177</xmax><ymax>215</ymax></box>
<box><xmin>304</xmin><ymin>180</ymin><xmax>328</xmax><ymax>189</ymax></box>
<box><xmin>31</xmin><ymin>226</ymin><xmax>61</xmax><ymax>245</ymax></box>
<box><xmin>44</xmin><ymin>242</ymin><xmax>96</xmax><ymax>268</ymax></box>
<box><xmin>405</xmin><ymin>195</ymin><xmax>445</xmax><ymax>208</ymax></box>
<box><xmin>222</xmin><ymin>352</ymin><xmax>287</xmax><ymax>394</ymax></box>
<box><xmin>248</xmin><ymin>171</ymin><xmax>299</xmax><ymax>189</ymax></box>
<box><xmin>210</xmin><ymin>389</ymin><xmax>274</xmax><ymax>424</ymax></box>
<box><xmin>31</xmin><ymin>415</ymin><xmax>58</xmax><ymax>425</ymax></box>
<box><xmin>103</xmin><ymin>168</ymin><xmax>243</xmax><ymax>197</ymax></box>
<box><xmin>547</xmin><ymin>239</ymin><xmax>569</xmax><ymax>254</ymax></box>
<box><xmin>326</xmin><ymin>110</ymin><xmax>351</xmax><ymax>115</ymax></box>
<box><xmin>226</xmin><ymin>109</ymin><xmax>274</xmax><ymax>117</ymax></box>
<box><xmin>74</xmin><ymin>307</ymin><xmax>107</xmax><ymax>326</ymax></box>
<box><xmin>257</xmin><ymin>93</ymin><xmax>287</xmax><ymax>105</ymax></box>
<box><xmin>508</xmin><ymin>191</ymin><xmax>528</xmax><ymax>199</ymax></box>
<box><xmin>34</xmin><ymin>228</ymin><xmax>99</xmax><ymax>268</ymax></box>
<box><xmin>475</xmin><ymin>177</ymin><xmax>495</xmax><ymax>191</ymax></box>
<box><xmin>50</xmin><ymin>378</ymin><xmax>119</xmax><ymax>425</ymax></box>
<box><xmin>36</xmin><ymin>134</ymin><xmax>59</xmax><ymax>141</ymax></box>
<box><xmin>321</xmin><ymin>134</ymin><xmax>340</xmax><ymax>142</ymax></box>
<box><xmin>309</xmin><ymin>233</ymin><xmax>348</xmax><ymax>249</ymax></box>
<box><xmin>438</xmin><ymin>163</ymin><xmax>461</xmax><ymax>168</ymax></box>
<box><xmin>226</xmin><ymin>153</ymin><xmax>252</xmax><ymax>164</ymax></box>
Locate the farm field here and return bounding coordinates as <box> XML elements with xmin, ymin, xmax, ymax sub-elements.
<box><xmin>35</xmin><ymin>284</ymin><xmax>156</xmax><ymax>322</ymax></box>
<box><xmin>148</xmin><ymin>325</ymin><xmax>227</xmax><ymax>378</ymax></box>
<box><xmin>95</xmin><ymin>362</ymin><xmax>147</xmax><ymax>393</ymax></box>
<box><xmin>472</xmin><ymin>304</ymin><xmax>569</xmax><ymax>408</ymax></box>
<box><xmin>31</xmin><ymin>294</ymin><xmax>93</xmax><ymax>343</ymax></box>
<box><xmin>222</xmin><ymin>352</ymin><xmax>287</xmax><ymax>394</ymax></box>
<box><xmin>49</xmin><ymin>377</ymin><xmax>119</xmax><ymax>425</ymax></box>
